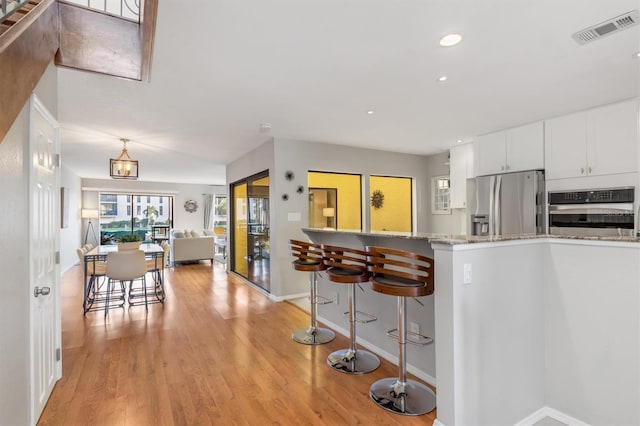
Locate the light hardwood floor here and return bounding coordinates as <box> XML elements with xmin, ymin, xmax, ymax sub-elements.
<box><xmin>39</xmin><ymin>261</ymin><xmax>436</xmax><ymax>425</ymax></box>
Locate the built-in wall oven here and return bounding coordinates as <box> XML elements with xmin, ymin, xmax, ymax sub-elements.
<box><xmin>548</xmin><ymin>187</ymin><xmax>635</xmax><ymax>237</ymax></box>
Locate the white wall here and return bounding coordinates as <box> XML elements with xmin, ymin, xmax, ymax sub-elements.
<box><xmin>0</xmin><ymin>61</ymin><xmax>57</xmax><ymax>426</ymax></box>
<box><xmin>60</xmin><ymin>165</ymin><xmax>82</xmax><ymax>272</ymax></box>
<box><xmin>433</xmin><ymin>238</ymin><xmax>640</xmax><ymax>426</ymax></box>
<box><xmin>543</xmin><ymin>241</ymin><xmax>640</xmax><ymax>425</ymax></box>
<box><xmin>433</xmin><ymin>241</ymin><xmax>545</xmax><ymax>426</ymax></box>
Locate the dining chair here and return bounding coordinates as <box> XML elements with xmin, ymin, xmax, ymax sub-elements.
<box><xmin>144</xmin><ymin>241</ymin><xmax>170</xmax><ymax>303</ymax></box>
<box><xmin>105</xmin><ymin>250</ymin><xmax>146</xmax><ymax>315</ymax></box>
<box><xmin>77</xmin><ymin>246</ymin><xmax>107</xmax><ymax>312</ymax></box>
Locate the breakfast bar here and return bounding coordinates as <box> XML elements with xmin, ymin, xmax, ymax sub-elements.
<box><xmin>302</xmin><ymin>227</ymin><xmax>640</xmax><ymax>426</ymax></box>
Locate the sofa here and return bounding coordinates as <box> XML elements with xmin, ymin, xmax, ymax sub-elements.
<box><xmin>170</xmin><ymin>229</ymin><xmax>214</xmax><ymax>265</ymax></box>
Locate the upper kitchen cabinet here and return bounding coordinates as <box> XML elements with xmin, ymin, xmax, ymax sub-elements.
<box><xmin>450</xmin><ymin>143</ymin><xmax>474</xmax><ymax>208</ymax></box>
<box><xmin>545</xmin><ymin>99</ymin><xmax>639</xmax><ymax>180</ymax></box>
<box><xmin>473</xmin><ymin>121</ymin><xmax>544</xmax><ymax>177</ymax></box>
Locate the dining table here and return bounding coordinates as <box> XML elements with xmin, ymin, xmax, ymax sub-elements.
<box><xmin>83</xmin><ymin>243</ymin><xmax>165</xmax><ymax>313</ymax></box>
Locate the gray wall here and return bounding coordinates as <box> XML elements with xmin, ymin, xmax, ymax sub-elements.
<box><xmin>425</xmin><ymin>151</ymin><xmax>467</xmax><ymax>235</ymax></box>
<box><xmin>273</xmin><ymin>138</ymin><xmax>434</xmax><ymax>298</ymax></box>
<box><xmin>60</xmin><ymin>165</ymin><xmax>82</xmax><ymax>272</ymax></box>
<box><xmin>226</xmin><ymin>137</ymin><xmax>462</xmax><ymax>298</ymax></box>
<box><xmin>0</xmin><ymin>61</ymin><xmax>58</xmax><ymax>426</ymax></box>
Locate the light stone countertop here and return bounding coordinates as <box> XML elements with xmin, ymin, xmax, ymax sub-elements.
<box><xmin>301</xmin><ymin>228</ymin><xmax>640</xmax><ymax>245</ymax></box>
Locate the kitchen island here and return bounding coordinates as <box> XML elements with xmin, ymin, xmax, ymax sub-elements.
<box><xmin>302</xmin><ymin>228</ymin><xmax>640</xmax><ymax>426</ymax></box>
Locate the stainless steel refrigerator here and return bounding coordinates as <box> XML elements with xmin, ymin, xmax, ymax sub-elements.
<box><xmin>467</xmin><ymin>170</ymin><xmax>545</xmax><ymax>236</ymax></box>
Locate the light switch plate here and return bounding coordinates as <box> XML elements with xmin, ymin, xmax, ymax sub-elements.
<box><xmin>287</xmin><ymin>212</ymin><xmax>301</xmax><ymax>221</ymax></box>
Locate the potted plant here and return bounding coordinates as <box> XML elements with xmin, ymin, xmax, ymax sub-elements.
<box><xmin>117</xmin><ymin>233</ymin><xmax>142</xmax><ymax>251</ymax></box>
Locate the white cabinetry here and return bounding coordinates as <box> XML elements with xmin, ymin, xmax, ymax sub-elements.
<box><xmin>474</xmin><ymin>121</ymin><xmax>544</xmax><ymax>177</ymax></box>
<box><xmin>545</xmin><ymin>99</ymin><xmax>639</xmax><ymax>180</ymax></box>
<box><xmin>450</xmin><ymin>143</ymin><xmax>473</xmax><ymax>208</ymax></box>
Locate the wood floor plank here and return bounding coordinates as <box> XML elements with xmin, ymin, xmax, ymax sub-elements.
<box><xmin>38</xmin><ymin>261</ymin><xmax>435</xmax><ymax>425</ymax></box>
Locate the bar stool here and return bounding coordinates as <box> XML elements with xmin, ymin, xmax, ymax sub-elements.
<box><xmin>289</xmin><ymin>239</ymin><xmax>335</xmax><ymax>345</ymax></box>
<box><xmin>322</xmin><ymin>244</ymin><xmax>379</xmax><ymax>374</ymax></box>
<box><xmin>366</xmin><ymin>245</ymin><xmax>436</xmax><ymax>416</ymax></box>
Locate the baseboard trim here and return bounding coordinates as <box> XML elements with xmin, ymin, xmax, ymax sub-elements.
<box><xmin>317</xmin><ymin>314</ymin><xmax>437</xmax><ymax>387</ymax></box>
<box><xmin>270</xmin><ymin>292</ymin><xmax>308</xmax><ymax>302</ymax></box>
<box><xmin>515</xmin><ymin>406</ymin><xmax>589</xmax><ymax>426</ymax></box>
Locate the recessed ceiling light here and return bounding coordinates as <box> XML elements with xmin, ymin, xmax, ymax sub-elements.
<box><xmin>457</xmin><ymin>139</ymin><xmax>463</xmax><ymax>143</ymax></box>
<box><xmin>367</xmin><ymin>110</ymin><xmax>375</xmax><ymax>115</ymax></box>
<box><xmin>633</xmin><ymin>51</ymin><xmax>640</xmax><ymax>59</ymax></box>
<box><xmin>439</xmin><ymin>33</ymin><xmax>462</xmax><ymax>47</ymax></box>
<box><xmin>438</xmin><ymin>75</ymin><xmax>448</xmax><ymax>82</ymax></box>
<box><xmin>259</xmin><ymin>122</ymin><xmax>272</xmax><ymax>132</ymax></box>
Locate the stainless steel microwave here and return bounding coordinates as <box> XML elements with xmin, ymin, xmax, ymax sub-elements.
<box><xmin>548</xmin><ymin>187</ymin><xmax>635</xmax><ymax>237</ymax></box>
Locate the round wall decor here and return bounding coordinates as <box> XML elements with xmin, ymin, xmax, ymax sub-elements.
<box><xmin>184</xmin><ymin>200</ymin><xmax>198</xmax><ymax>213</ymax></box>
<box><xmin>370</xmin><ymin>190</ymin><xmax>384</xmax><ymax>209</ymax></box>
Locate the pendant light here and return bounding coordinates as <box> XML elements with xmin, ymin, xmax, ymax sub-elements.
<box><xmin>110</xmin><ymin>138</ymin><xmax>139</xmax><ymax>179</ymax></box>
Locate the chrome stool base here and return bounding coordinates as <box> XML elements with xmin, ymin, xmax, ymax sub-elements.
<box><xmin>327</xmin><ymin>349</ymin><xmax>380</xmax><ymax>374</ymax></box>
<box><xmin>370</xmin><ymin>378</ymin><xmax>436</xmax><ymax>416</ymax></box>
<box><xmin>292</xmin><ymin>327</ymin><xmax>335</xmax><ymax>345</ymax></box>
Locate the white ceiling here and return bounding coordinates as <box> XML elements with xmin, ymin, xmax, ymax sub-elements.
<box><xmin>58</xmin><ymin>0</ymin><xmax>640</xmax><ymax>185</ymax></box>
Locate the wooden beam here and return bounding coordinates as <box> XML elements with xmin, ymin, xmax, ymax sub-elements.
<box><xmin>0</xmin><ymin>0</ymin><xmax>58</xmax><ymax>143</ymax></box>
<box><xmin>140</xmin><ymin>0</ymin><xmax>158</xmax><ymax>82</ymax></box>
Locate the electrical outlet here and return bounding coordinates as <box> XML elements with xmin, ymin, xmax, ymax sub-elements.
<box><xmin>333</xmin><ymin>292</ymin><xmax>339</xmax><ymax>305</ymax></box>
<box><xmin>410</xmin><ymin>322</ymin><xmax>420</xmax><ymax>335</ymax></box>
<box><xmin>463</xmin><ymin>263</ymin><xmax>472</xmax><ymax>284</ymax></box>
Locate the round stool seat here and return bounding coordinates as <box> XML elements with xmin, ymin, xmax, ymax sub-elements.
<box><xmin>292</xmin><ymin>257</ymin><xmax>326</xmax><ymax>272</ymax></box>
<box><xmin>370</xmin><ymin>274</ymin><xmax>431</xmax><ymax>298</ymax></box>
<box><xmin>327</xmin><ymin>265</ymin><xmax>370</xmax><ymax>283</ymax></box>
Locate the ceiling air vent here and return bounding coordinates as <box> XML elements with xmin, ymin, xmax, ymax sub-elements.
<box><xmin>572</xmin><ymin>10</ymin><xmax>639</xmax><ymax>45</ymax></box>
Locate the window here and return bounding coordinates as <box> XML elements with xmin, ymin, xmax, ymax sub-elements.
<box><xmin>213</xmin><ymin>195</ymin><xmax>227</xmax><ymax>234</ymax></box>
<box><xmin>432</xmin><ymin>175</ymin><xmax>451</xmax><ymax>214</ymax></box>
<box><xmin>98</xmin><ymin>193</ymin><xmax>174</xmax><ymax>245</ymax></box>
<box><xmin>369</xmin><ymin>175</ymin><xmax>412</xmax><ymax>232</ymax></box>
<box><xmin>308</xmin><ymin>171</ymin><xmax>362</xmax><ymax>231</ymax></box>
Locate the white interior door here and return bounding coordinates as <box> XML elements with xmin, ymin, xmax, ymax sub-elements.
<box><xmin>29</xmin><ymin>94</ymin><xmax>61</xmax><ymax>425</ymax></box>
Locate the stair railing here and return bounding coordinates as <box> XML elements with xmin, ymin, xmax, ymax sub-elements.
<box><xmin>60</xmin><ymin>0</ymin><xmax>140</xmax><ymax>22</ymax></box>
<box><xmin>1</xmin><ymin>0</ymin><xmax>31</xmax><ymax>23</ymax></box>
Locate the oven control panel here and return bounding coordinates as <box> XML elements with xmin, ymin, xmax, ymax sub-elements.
<box><xmin>548</xmin><ymin>187</ymin><xmax>634</xmax><ymax>205</ymax></box>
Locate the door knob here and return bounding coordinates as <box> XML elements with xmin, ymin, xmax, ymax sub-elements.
<box><xmin>34</xmin><ymin>286</ymin><xmax>51</xmax><ymax>297</ymax></box>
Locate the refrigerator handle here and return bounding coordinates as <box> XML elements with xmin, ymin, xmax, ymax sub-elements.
<box><xmin>488</xmin><ymin>176</ymin><xmax>495</xmax><ymax>235</ymax></box>
<box><xmin>494</xmin><ymin>175</ymin><xmax>502</xmax><ymax>235</ymax></box>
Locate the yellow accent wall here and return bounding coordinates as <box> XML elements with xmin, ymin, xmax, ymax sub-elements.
<box><xmin>369</xmin><ymin>176</ymin><xmax>412</xmax><ymax>232</ymax></box>
<box><xmin>308</xmin><ymin>172</ymin><xmax>362</xmax><ymax>231</ymax></box>
<box><xmin>233</xmin><ymin>183</ymin><xmax>248</xmax><ymax>277</ymax></box>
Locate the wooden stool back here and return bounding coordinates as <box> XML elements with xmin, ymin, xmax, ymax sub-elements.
<box><xmin>289</xmin><ymin>239</ymin><xmax>326</xmax><ymax>272</ymax></box>
<box><xmin>322</xmin><ymin>244</ymin><xmax>370</xmax><ymax>283</ymax></box>
<box><xmin>366</xmin><ymin>246</ymin><xmax>434</xmax><ymax>298</ymax></box>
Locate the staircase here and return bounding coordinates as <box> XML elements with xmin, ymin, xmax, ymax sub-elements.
<box><xmin>0</xmin><ymin>0</ymin><xmax>43</xmax><ymax>37</ymax></box>
<box><xmin>0</xmin><ymin>0</ymin><xmax>157</xmax><ymax>143</ymax></box>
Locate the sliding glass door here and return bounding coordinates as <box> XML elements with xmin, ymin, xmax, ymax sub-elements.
<box><xmin>230</xmin><ymin>171</ymin><xmax>270</xmax><ymax>291</ymax></box>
